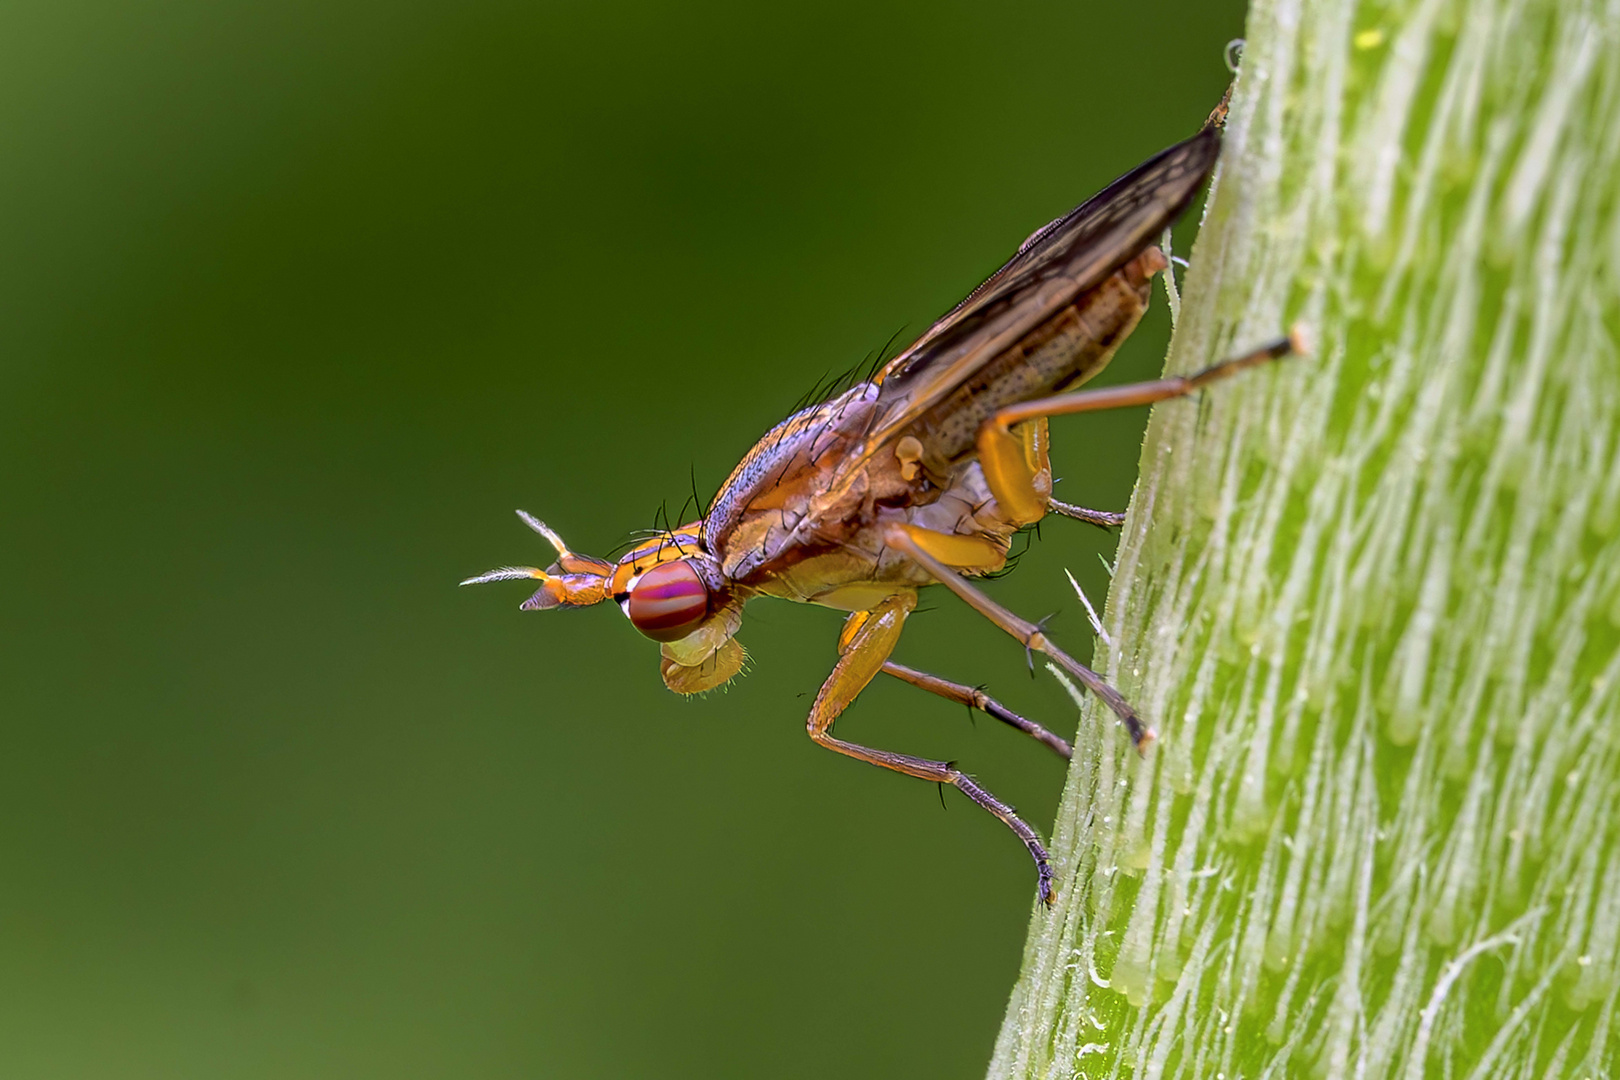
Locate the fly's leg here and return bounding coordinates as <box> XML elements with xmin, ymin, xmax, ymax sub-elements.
<box><xmin>885</xmin><ymin>523</ymin><xmax>1154</xmax><ymax>752</ymax></box>
<box><xmin>976</xmin><ymin>416</ymin><xmax>1053</xmax><ymax>528</ymax></box>
<box><xmin>977</xmin><ymin>330</ymin><xmax>1307</xmax><ymax>520</ymax></box>
<box><xmin>845</xmin><ymin>601</ymin><xmax>1071</xmax><ymax>758</ymax></box>
<box><xmin>815</xmin><ymin>592</ymin><xmax>1056</xmax><ymax>905</ymax></box>
<box><xmin>934</xmin><ymin>327</ymin><xmax>1303</xmax><ymax>744</ymax></box>
<box><xmin>881</xmin><ymin>660</ymin><xmax>1073</xmax><ymax>760</ymax></box>
<box><xmin>1046</xmin><ymin>500</ymin><xmax>1126</xmax><ymax>530</ymax></box>
<box><xmin>980</xmin><ymin>410</ymin><xmax>1128</xmax><ymax>530</ymax></box>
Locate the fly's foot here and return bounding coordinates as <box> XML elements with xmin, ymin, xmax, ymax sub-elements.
<box><xmin>1036</xmin><ymin>860</ymin><xmax>1056</xmax><ymax>907</ymax></box>
<box><xmin>951</xmin><ymin>772</ymin><xmax>1055</xmax><ymax>907</ymax></box>
<box><xmin>1048</xmin><ymin>498</ymin><xmax>1126</xmax><ymax>530</ymax></box>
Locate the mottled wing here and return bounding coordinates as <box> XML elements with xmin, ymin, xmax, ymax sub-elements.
<box><xmin>856</xmin><ymin>124</ymin><xmax>1222</xmax><ymax>462</ymax></box>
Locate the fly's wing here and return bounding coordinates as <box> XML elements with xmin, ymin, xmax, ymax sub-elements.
<box><xmin>856</xmin><ymin>124</ymin><xmax>1222</xmax><ymax>462</ymax></box>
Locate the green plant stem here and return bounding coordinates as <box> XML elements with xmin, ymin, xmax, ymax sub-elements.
<box><xmin>988</xmin><ymin>0</ymin><xmax>1620</xmax><ymax>1076</ymax></box>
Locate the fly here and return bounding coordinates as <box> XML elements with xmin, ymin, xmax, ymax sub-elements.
<box><xmin>462</xmin><ymin>97</ymin><xmax>1303</xmax><ymax>905</ymax></box>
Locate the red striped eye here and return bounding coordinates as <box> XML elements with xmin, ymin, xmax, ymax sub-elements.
<box><xmin>627</xmin><ymin>560</ymin><xmax>710</xmax><ymax>642</ymax></box>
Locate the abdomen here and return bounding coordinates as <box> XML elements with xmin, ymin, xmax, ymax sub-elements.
<box><xmin>904</xmin><ymin>248</ymin><xmax>1163</xmax><ymax>465</ymax></box>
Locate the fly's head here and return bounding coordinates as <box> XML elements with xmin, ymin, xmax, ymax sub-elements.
<box><xmin>461</xmin><ymin>510</ymin><xmax>746</xmax><ymax>694</ymax></box>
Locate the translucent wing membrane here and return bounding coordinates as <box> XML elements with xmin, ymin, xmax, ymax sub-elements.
<box><xmin>854</xmin><ymin>125</ymin><xmax>1222</xmax><ymax>465</ymax></box>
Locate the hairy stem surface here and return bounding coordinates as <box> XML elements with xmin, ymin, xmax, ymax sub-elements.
<box><xmin>989</xmin><ymin>0</ymin><xmax>1620</xmax><ymax>1076</ymax></box>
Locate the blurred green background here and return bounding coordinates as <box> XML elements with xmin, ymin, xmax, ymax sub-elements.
<box><xmin>0</xmin><ymin>1</ymin><xmax>1244</xmax><ymax>1076</ymax></box>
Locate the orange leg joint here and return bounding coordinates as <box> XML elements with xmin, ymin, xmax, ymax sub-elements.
<box><xmin>808</xmin><ymin>589</ymin><xmax>1056</xmax><ymax>905</ymax></box>
<box><xmin>888</xmin><ymin>523</ymin><xmax>1007</xmax><ymax>574</ymax></box>
<box><xmin>976</xmin><ymin>417</ymin><xmax>1052</xmax><ymax>528</ymax></box>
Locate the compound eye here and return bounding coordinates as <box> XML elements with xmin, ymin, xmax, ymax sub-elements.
<box><xmin>627</xmin><ymin>560</ymin><xmax>710</xmax><ymax>642</ymax></box>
